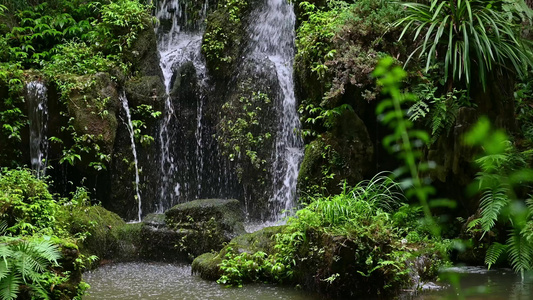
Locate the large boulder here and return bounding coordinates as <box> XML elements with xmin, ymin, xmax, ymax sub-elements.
<box><xmin>165</xmin><ymin>198</ymin><xmax>245</xmax><ymax>241</ymax></box>
<box><xmin>58</xmin><ymin>205</ymin><xmax>142</xmax><ymax>263</ymax></box>
<box><xmin>140</xmin><ymin>199</ymin><xmax>246</xmax><ymax>262</ymax></box>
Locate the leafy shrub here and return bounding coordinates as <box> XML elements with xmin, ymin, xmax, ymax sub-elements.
<box><xmin>0</xmin><ymin>168</ymin><xmax>60</xmax><ymax>236</ymax></box>
<box><xmin>465</xmin><ymin>117</ymin><xmax>533</xmax><ymax>277</ymax></box>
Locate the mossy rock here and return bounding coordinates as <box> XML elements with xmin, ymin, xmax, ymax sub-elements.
<box><xmin>137</xmin><ymin>199</ymin><xmax>245</xmax><ymax>261</ymax></box>
<box><xmin>143</xmin><ymin>213</ymin><xmax>166</xmax><ymax>227</ymax></box>
<box><xmin>58</xmin><ymin>205</ymin><xmax>141</xmax><ymax>262</ymax></box>
<box><xmin>165</xmin><ymin>198</ymin><xmax>245</xmax><ymax>239</ymax></box>
<box><xmin>191</xmin><ymin>252</ymin><xmax>222</xmax><ymax>280</ymax></box>
<box><xmin>124</xmin><ymin>75</ymin><xmax>165</xmax><ymax>110</ymax></box>
<box><xmin>67</xmin><ymin>72</ymin><xmax>119</xmax><ymax>157</ymax></box>
<box><xmin>123</xmin><ymin>17</ymin><xmax>164</xmax><ymax>78</ymax></box>
<box><xmin>191</xmin><ymin>225</ymin><xmax>285</xmax><ymax>280</ymax></box>
<box><xmin>139</xmin><ymin>224</ymin><xmax>192</xmax><ymax>262</ymax></box>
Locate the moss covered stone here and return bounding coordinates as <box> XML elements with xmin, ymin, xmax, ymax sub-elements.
<box><xmin>165</xmin><ymin>198</ymin><xmax>245</xmax><ymax>238</ymax></box>
<box><xmin>139</xmin><ymin>199</ymin><xmax>245</xmax><ymax>262</ymax></box>
<box><xmin>58</xmin><ymin>205</ymin><xmax>141</xmax><ymax>262</ymax></box>
<box><xmin>191</xmin><ymin>225</ymin><xmax>284</xmax><ymax>280</ymax></box>
<box><xmin>124</xmin><ymin>75</ymin><xmax>165</xmax><ymax>110</ymax></box>
<box><xmin>67</xmin><ymin>72</ymin><xmax>119</xmax><ymax>157</ymax></box>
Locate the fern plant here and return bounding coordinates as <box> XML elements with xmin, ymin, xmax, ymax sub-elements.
<box><xmin>465</xmin><ymin>117</ymin><xmax>533</xmax><ymax>278</ymax></box>
<box><xmin>0</xmin><ymin>221</ymin><xmax>61</xmax><ymax>300</ymax></box>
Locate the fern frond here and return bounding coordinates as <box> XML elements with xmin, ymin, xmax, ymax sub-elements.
<box><xmin>0</xmin><ymin>273</ymin><xmax>21</xmax><ymax>300</ymax></box>
<box><xmin>479</xmin><ymin>186</ymin><xmax>510</xmax><ymax>232</ymax></box>
<box><xmin>507</xmin><ymin>229</ymin><xmax>533</xmax><ymax>278</ymax></box>
<box><xmin>0</xmin><ymin>260</ymin><xmax>8</xmax><ymax>282</ymax></box>
<box><xmin>485</xmin><ymin>242</ymin><xmax>507</xmax><ymax>269</ymax></box>
<box><xmin>408</xmin><ymin>100</ymin><xmax>430</xmax><ymax>122</ymax></box>
<box><xmin>26</xmin><ymin>283</ymin><xmax>50</xmax><ymax>300</ymax></box>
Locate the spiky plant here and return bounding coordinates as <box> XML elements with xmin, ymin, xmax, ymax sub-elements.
<box><xmin>396</xmin><ymin>0</ymin><xmax>533</xmax><ymax>90</ymax></box>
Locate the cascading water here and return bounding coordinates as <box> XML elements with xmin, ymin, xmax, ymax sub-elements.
<box><xmin>154</xmin><ymin>0</ymin><xmax>211</xmax><ymax>212</ymax></box>
<box><xmin>247</xmin><ymin>0</ymin><xmax>304</xmax><ymax>220</ymax></box>
<box><xmin>151</xmin><ymin>0</ymin><xmax>302</xmax><ymax>222</ymax></box>
<box><xmin>119</xmin><ymin>91</ymin><xmax>143</xmax><ymax>222</ymax></box>
<box><xmin>26</xmin><ymin>81</ymin><xmax>49</xmax><ymax>177</ymax></box>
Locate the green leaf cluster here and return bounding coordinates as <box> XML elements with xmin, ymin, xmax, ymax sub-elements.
<box><xmin>464</xmin><ymin>117</ymin><xmax>533</xmax><ymax>277</ymax></box>
<box><xmin>397</xmin><ymin>0</ymin><xmax>533</xmax><ymax>90</ymax></box>
<box><xmin>0</xmin><ymin>232</ymin><xmax>61</xmax><ymax>300</ymax></box>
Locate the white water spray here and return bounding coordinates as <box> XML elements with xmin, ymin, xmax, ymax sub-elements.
<box><xmin>155</xmin><ymin>0</ymin><xmax>209</xmax><ymax>211</ymax></box>
<box><xmin>248</xmin><ymin>0</ymin><xmax>304</xmax><ymax>220</ymax></box>
<box><xmin>119</xmin><ymin>91</ymin><xmax>143</xmax><ymax>222</ymax></box>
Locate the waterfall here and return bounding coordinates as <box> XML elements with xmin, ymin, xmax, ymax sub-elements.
<box><xmin>26</xmin><ymin>81</ymin><xmax>49</xmax><ymax>177</ymax></box>
<box><xmin>247</xmin><ymin>0</ymin><xmax>304</xmax><ymax>220</ymax></box>
<box><xmin>154</xmin><ymin>0</ymin><xmax>209</xmax><ymax>211</ymax></box>
<box><xmin>119</xmin><ymin>91</ymin><xmax>143</xmax><ymax>222</ymax></box>
<box><xmin>152</xmin><ymin>0</ymin><xmax>302</xmax><ymax>221</ymax></box>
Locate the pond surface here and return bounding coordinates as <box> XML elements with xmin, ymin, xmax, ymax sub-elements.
<box><xmin>83</xmin><ymin>262</ymin><xmax>320</xmax><ymax>300</ymax></box>
<box><xmin>407</xmin><ymin>266</ymin><xmax>533</xmax><ymax>300</ymax></box>
<box><xmin>83</xmin><ymin>263</ymin><xmax>533</xmax><ymax>300</ymax></box>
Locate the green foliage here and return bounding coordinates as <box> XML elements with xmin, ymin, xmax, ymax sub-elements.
<box><xmin>202</xmin><ymin>0</ymin><xmax>248</xmax><ymax>73</ymax></box>
<box><xmin>465</xmin><ymin>117</ymin><xmax>533</xmax><ymax>277</ymax></box>
<box><xmin>0</xmin><ymin>64</ymin><xmax>25</xmax><ymax>166</ymax></box>
<box><xmin>297</xmin><ymin>174</ymin><xmax>404</xmax><ymax>228</ymax></box>
<box><xmin>218</xmin><ymin>91</ymin><xmax>273</xmax><ymax>180</ymax></box>
<box><xmin>397</xmin><ymin>0</ymin><xmax>533</xmax><ymax>90</ymax></box>
<box><xmin>0</xmin><ymin>168</ymin><xmax>60</xmax><ymax>236</ymax></box>
<box><xmin>131</xmin><ymin>104</ymin><xmax>161</xmax><ymax>147</ymax></box>
<box><xmin>299</xmin><ymin>103</ymin><xmax>352</xmax><ymax>138</ymax></box>
<box><xmin>217</xmin><ymin>244</ymin><xmax>297</xmax><ymax>287</ymax></box>
<box><xmin>96</xmin><ymin>0</ymin><xmax>151</xmax><ymax>53</ymax></box>
<box><xmin>373</xmin><ymin>57</ymin><xmax>434</xmax><ymax>218</ymax></box>
<box><xmin>294</xmin><ymin>1</ymin><xmax>341</xmax><ymax>80</ymax></box>
<box><xmin>0</xmin><ymin>232</ymin><xmax>61</xmax><ymax>300</ymax></box>
<box><xmin>43</xmin><ymin>41</ymin><xmax>116</xmax><ymax>77</ymax></box>
<box><xmin>409</xmin><ymin>80</ymin><xmax>469</xmax><ymax>144</ymax></box>
<box><xmin>218</xmin><ymin>172</ymin><xmax>447</xmax><ymax>291</ymax></box>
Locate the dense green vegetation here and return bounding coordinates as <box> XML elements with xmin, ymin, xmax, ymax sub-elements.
<box><xmin>2</xmin><ymin>0</ymin><xmax>533</xmax><ymax>298</ymax></box>
<box><xmin>0</xmin><ymin>0</ymin><xmax>156</xmax><ymax>169</ymax></box>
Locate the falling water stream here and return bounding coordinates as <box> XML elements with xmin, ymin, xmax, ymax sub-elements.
<box><xmin>119</xmin><ymin>91</ymin><xmax>143</xmax><ymax>222</ymax></box>
<box><xmin>26</xmin><ymin>81</ymin><xmax>49</xmax><ymax>177</ymax></box>
<box><xmin>154</xmin><ymin>0</ymin><xmax>209</xmax><ymax>212</ymax></box>
<box><xmin>247</xmin><ymin>0</ymin><xmax>304</xmax><ymax>221</ymax></box>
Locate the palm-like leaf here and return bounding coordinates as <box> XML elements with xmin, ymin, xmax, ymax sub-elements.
<box><xmin>485</xmin><ymin>242</ymin><xmax>508</xmax><ymax>269</ymax></box>
<box><xmin>396</xmin><ymin>0</ymin><xmax>533</xmax><ymax>90</ymax></box>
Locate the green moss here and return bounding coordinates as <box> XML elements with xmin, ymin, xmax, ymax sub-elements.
<box><xmin>191</xmin><ymin>226</ymin><xmax>285</xmax><ymax>281</ymax></box>
<box><xmin>58</xmin><ymin>205</ymin><xmax>134</xmax><ymax>261</ymax></box>
<box><xmin>192</xmin><ymin>252</ymin><xmax>223</xmax><ymax>280</ymax></box>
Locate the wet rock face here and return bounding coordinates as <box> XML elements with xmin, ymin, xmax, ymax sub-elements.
<box><xmin>219</xmin><ymin>57</ymin><xmax>280</xmax><ymax>219</ymax></box>
<box><xmin>68</xmin><ymin>72</ymin><xmax>120</xmax><ymax>158</ymax></box>
<box><xmin>298</xmin><ymin>109</ymin><xmax>373</xmax><ymax>195</ymax></box>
